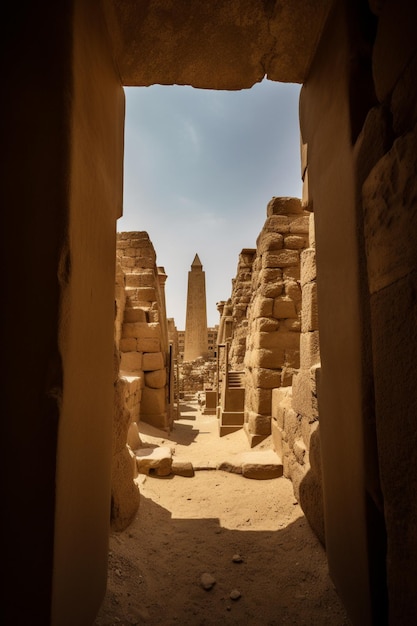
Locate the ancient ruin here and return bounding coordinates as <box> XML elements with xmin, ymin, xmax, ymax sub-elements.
<box><xmin>4</xmin><ymin>2</ymin><xmax>417</xmax><ymax>625</ymax></box>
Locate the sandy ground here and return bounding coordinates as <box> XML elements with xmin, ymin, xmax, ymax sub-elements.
<box><xmin>94</xmin><ymin>399</ymin><xmax>351</xmax><ymax>626</ymax></box>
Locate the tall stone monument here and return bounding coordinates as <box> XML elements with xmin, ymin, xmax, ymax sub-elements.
<box><xmin>183</xmin><ymin>254</ymin><xmax>209</xmax><ymax>361</ymax></box>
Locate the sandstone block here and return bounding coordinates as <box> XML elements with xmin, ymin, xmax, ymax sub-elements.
<box><xmin>140</xmin><ymin>385</ymin><xmax>166</xmax><ymax>414</ymax></box>
<box><xmin>145</xmin><ymin>368</ymin><xmax>167</xmax><ymax>389</ymax></box>
<box><xmin>142</xmin><ymin>351</ymin><xmax>165</xmax><ymax>371</ymax></box>
<box><xmin>111</xmin><ymin>447</ymin><xmax>140</xmax><ymax>531</ymax></box>
<box><xmin>301</xmin><ymin>168</ymin><xmax>312</xmax><ymax>210</ymax></box>
<box><xmin>254</xmin><ymin>317</ymin><xmax>280</xmax><ymax>332</ymax></box>
<box><xmin>285</xmin><ymin>281</ymin><xmax>302</xmax><ymax>301</ymax></box>
<box><xmin>363</xmin><ymin>126</ymin><xmax>417</xmax><ymax>294</ymax></box>
<box><xmin>262</xmin><ymin>249</ymin><xmax>299</xmax><ymax>269</ymax></box>
<box><xmin>289</xmin><ymin>215</ymin><xmax>309</xmax><ymax>234</ymax></box>
<box><xmin>241</xmin><ymin>450</ymin><xmax>283</xmax><ymax>479</ymax></box>
<box><xmin>300</xmin><ymin>331</ymin><xmax>320</xmax><ymax>369</ymax></box>
<box><xmin>266</xmin><ymin>196</ymin><xmax>302</xmax><ymax>216</ymax></box>
<box><xmin>260</xmin><ymin>281</ymin><xmax>284</xmax><ymax>298</ymax></box>
<box><xmin>271</xmin><ymin>386</ymin><xmax>292</xmax><ymax>426</ymax></box>
<box><xmin>262</xmin><ymin>215</ymin><xmax>290</xmax><ymax>233</ymax></box>
<box><xmin>251</xmin><ymin>367</ymin><xmax>282</xmax><ymax>389</ymax></box>
<box><xmin>284</xmin><ymin>235</ymin><xmax>307</xmax><ymax>249</ymax></box>
<box><xmin>254</xmin><ymin>331</ymin><xmax>299</xmax><ymax>354</ymax></box>
<box><xmin>171</xmin><ymin>461</ymin><xmax>195</xmax><ymax>477</ymax></box>
<box><xmin>248</xmin><ymin>347</ymin><xmax>286</xmax><ymax>369</ymax></box>
<box><xmin>294</xmin><ymin>439</ymin><xmax>307</xmax><ymax>465</ymax></box>
<box><xmin>123</xmin><ymin>307</ymin><xmax>147</xmax><ymax>323</ymax></box>
<box><xmin>283</xmin><ymin>266</ymin><xmax>300</xmax><ymax>281</ymax></box>
<box><xmin>137</xmin><ymin>337</ymin><xmax>161</xmax><ymax>352</ymax></box>
<box><xmin>135</xmin><ymin>286</ymin><xmax>157</xmax><ymax>301</ymax></box>
<box><xmin>126</xmin><ymin>270</ymin><xmax>155</xmax><ymax>288</ymax></box>
<box><xmin>120</xmin><ymin>351</ymin><xmax>143</xmax><ymax>372</ymax></box>
<box><xmin>300</xmin><ymin>248</ymin><xmax>317</xmax><ymax>287</ymax></box>
<box><xmin>119</xmin><ymin>337</ymin><xmax>137</xmax><ymax>352</ymax></box>
<box><xmin>283</xmin><ymin>318</ymin><xmax>301</xmax><ymax>332</ymax></box>
<box><xmin>283</xmin><ymin>406</ymin><xmax>300</xmax><ymax>449</ymax></box>
<box><xmin>251</xmin><ymin>296</ymin><xmax>274</xmax><ymax>318</ymax></box>
<box><xmin>301</xmin><ymin>282</ymin><xmax>319</xmax><ymax>332</ymax></box>
<box><xmin>136</xmin><ymin>446</ymin><xmax>172</xmax><ymax>476</ymax></box>
<box><xmin>245</xmin><ymin>411</ymin><xmax>271</xmax><ymax>436</ymax></box>
<box><xmin>259</xmin><ymin>268</ymin><xmax>283</xmax><ymax>283</ymax></box>
<box><xmin>271</xmin><ymin>420</ymin><xmax>283</xmax><ymax>458</ymax></box>
<box><xmin>251</xmin><ymin>387</ymin><xmax>273</xmax><ymax>414</ymax></box>
<box><xmin>309</xmin><ymin>213</ymin><xmax>316</xmax><ymax>248</ymax></box>
<box><xmin>273</xmin><ymin>297</ymin><xmax>298</xmax><ymax>319</ymax></box>
<box><xmin>292</xmin><ymin>370</ymin><xmax>318</xmax><ymax>420</ymax></box>
<box><xmin>257</xmin><ymin>232</ymin><xmax>284</xmax><ymax>254</ymax></box>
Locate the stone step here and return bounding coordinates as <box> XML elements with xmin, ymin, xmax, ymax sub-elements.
<box><xmin>220</xmin><ymin>411</ymin><xmax>244</xmax><ymax>425</ymax></box>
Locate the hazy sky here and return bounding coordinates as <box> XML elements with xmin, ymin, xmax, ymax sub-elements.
<box><xmin>117</xmin><ymin>80</ymin><xmax>302</xmax><ymax>329</ymax></box>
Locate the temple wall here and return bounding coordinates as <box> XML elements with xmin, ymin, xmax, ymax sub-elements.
<box><xmin>227</xmin><ymin>249</ymin><xmax>256</xmax><ymax>370</ymax></box>
<box><xmin>116</xmin><ymin>232</ymin><xmax>171</xmax><ymax>431</ymax></box>
<box><xmin>243</xmin><ymin>197</ymin><xmax>309</xmax><ymax>444</ymax></box>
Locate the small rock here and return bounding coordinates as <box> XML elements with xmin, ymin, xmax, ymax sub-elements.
<box><xmin>232</xmin><ymin>554</ymin><xmax>243</xmax><ymax>563</ymax></box>
<box><xmin>230</xmin><ymin>589</ymin><xmax>241</xmax><ymax>601</ymax></box>
<box><xmin>201</xmin><ymin>573</ymin><xmax>216</xmax><ymax>590</ymax></box>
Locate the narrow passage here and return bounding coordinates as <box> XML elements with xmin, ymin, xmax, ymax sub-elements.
<box><xmin>95</xmin><ymin>398</ymin><xmax>351</xmax><ymax>626</ymax></box>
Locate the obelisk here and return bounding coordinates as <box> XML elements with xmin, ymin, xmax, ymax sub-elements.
<box><xmin>183</xmin><ymin>254</ymin><xmax>208</xmax><ymax>361</ymax></box>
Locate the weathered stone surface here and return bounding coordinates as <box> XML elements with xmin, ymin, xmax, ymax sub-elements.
<box><xmin>123</xmin><ymin>307</ymin><xmax>147</xmax><ymax>323</ymax></box>
<box><xmin>300</xmin><ymin>331</ymin><xmax>320</xmax><ymax>369</ymax></box>
<box><xmin>119</xmin><ymin>337</ymin><xmax>137</xmax><ymax>352</ymax></box>
<box><xmin>136</xmin><ymin>446</ymin><xmax>172</xmax><ymax>476</ymax></box>
<box><xmin>110</xmin><ymin>1</ymin><xmax>333</xmax><ymax>88</ymax></box>
<box><xmin>273</xmin><ymin>297</ymin><xmax>298</xmax><ymax>319</ymax></box>
<box><xmin>266</xmin><ymin>196</ymin><xmax>302</xmax><ymax>216</ymax></box>
<box><xmin>171</xmin><ymin>461</ymin><xmax>195</xmax><ymax>477</ymax></box>
<box><xmin>245</xmin><ymin>412</ymin><xmax>271</xmax><ymax>436</ymax></box>
<box><xmin>251</xmin><ymin>367</ymin><xmax>282</xmax><ymax>389</ymax></box>
<box><xmin>363</xmin><ymin>126</ymin><xmax>417</xmax><ymax>294</ymax></box>
<box><xmin>262</xmin><ymin>249</ymin><xmax>299</xmax><ymax>268</ymax></box>
<box><xmin>241</xmin><ymin>450</ymin><xmax>283</xmax><ymax>479</ymax></box>
<box><xmin>140</xmin><ymin>386</ymin><xmax>166</xmax><ymax>414</ymax></box>
<box><xmin>251</xmin><ymin>295</ymin><xmax>274</xmax><ymax>318</ymax></box>
<box><xmin>127</xmin><ymin>421</ymin><xmax>142</xmax><ymax>450</ymax></box>
<box><xmin>300</xmin><ymin>248</ymin><xmax>317</xmax><ymax>287</ymax></box>
<box><xmin>284</xmin><ymin>234</ymin><xmax>307</xmax><ymax>249</ymax></box>
<box><xmin>111</xmin><ymin>447</ymin><xmax>140</xmax><ymax>532</ymax></box>
<box><xmin>137</xmin><ymin>337</ymin><xmax>161</xmax><ymax>352</ymax></box>
<box><xmin>300</xmin><ymin>283</ymin><xmax>319</xmax><ymax>332</ymax></box>
<box><xmin>257</xmin><ymin>232</ymin><xmax>284</xmax><ymax>254</ymax></box>
<box><xmin>289</xmin><ymin>215</ymin><xmax>309</xmax><ymax>234</ymax></box>
<box><xmin>120</xmin><ymin>351</ymin><xmax>143</xmax><ymax>371</ymax></box>
<box><xmin>292</xmin><ymin>370</ymin><xmax>318</xmax><ymax>421</ymax></box>
<box><xmin>145</xmin><ymin>368</ymin><xmax>167</xmax><ymax>389</ymax></box>
<box><xmin>142</xmin><ymin>351</ymin><xmax>165</xmax><ymax>371</ymax></box>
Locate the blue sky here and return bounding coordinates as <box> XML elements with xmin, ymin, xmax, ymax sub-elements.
<box><xmin>117</xmin><ymin>80</ymin><xmax>302</xmax><ymax>328</ymax></box>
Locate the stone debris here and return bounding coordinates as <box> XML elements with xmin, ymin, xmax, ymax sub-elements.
<box><xmin>200</xmin><ymin>573</ymin><xmax>216</xmax><ymax>590</ymax></box>
<box><xmin>171</xmin><ymin>461</ymin><xmax>195</xmax><ymax>477</ymax></box>
<box><xmin>229</xmin><ymin>589</ymin><xmax>242</xmax><ymax>601</ymax></box>
<box><xmin>232</xmin><ymin>554</ymin><xmax>243</xmax><ymax>563</ymax></box>
<box><xmin>240</xmin><ymin>450</ymin><xmax>283</xmax><ymax>480</ymax></box>
<box><xmin>135</xmin><ymin>446</ymin><xmax>172</xmax><ymax>476</ymax></box>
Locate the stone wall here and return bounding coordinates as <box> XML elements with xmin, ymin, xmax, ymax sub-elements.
<box><xmin>116</xmin><ymin>232</ymin><xmax>171</xmax><ymax>431</ymax></box>
<box><xmin>243</xmin><ymin>197</ymin><xmax>309</xmax><ymax>445</ymax></box>
<box><xmin>228</xmin><ymin>248</ymin><xmax>256</xmax><ymax>370</ymax></box>
<box><xmin>272</xmin><ymin>212</ymin><xmax>324</xmax><ymax>544</ymax></box>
